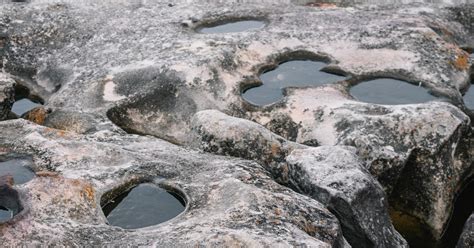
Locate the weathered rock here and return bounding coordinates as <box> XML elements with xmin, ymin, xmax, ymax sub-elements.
<box><xmin>191</xmin><ymin>109</ymin><xmax>304</xmax><ymax>182</ymax></box>
<box><xmin>0</xmin><ymin>119</ymin><xmax>346</xmax><ymax>247</ymax></box>
<box><xmin>287</xmin><ymin>146</ymin><xmax>407</xmax><ymax>248</ymax></box>
<box><xmin>191</xmin><ymin>110</ymin><xmax>406</xmax><ymax>248</ymax></box>
<box><xmin>248</xmin><ymin>85</ymin><xmax>473</xmax><ymax>240</ymax></box>
<box><xmin>0</xmin><ymin>73</ymin><xmax>15</xmax><ymax>121</ymax></box>
<box><xmin>457</xmin><ymin>214</ymin><xmax>474</xmax><ymax>248</ymax></box>
<box><xmin>0</xmin><ymin>0</ymin><xmax>473</xmax><ymax>246</ymax></box>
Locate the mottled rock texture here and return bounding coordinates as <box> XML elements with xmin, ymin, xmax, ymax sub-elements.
<box><xmin>0</xmin><ymin>0</ymin><xmax>473</xmax><ymax>247</ymax></box>
<box><xmin>0</xmin><ymin>73</ymin><xmax>14</xmax><ymax>121</ymax></box>
<box><xmin>458</xmin><ymin>214</ymin><xmax>474</xmax><ymax>248</ymax></box>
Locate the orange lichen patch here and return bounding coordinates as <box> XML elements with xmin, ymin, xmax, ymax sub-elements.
<box><xmin>270</xmin><ymin>143</ymin><xmax>281</xmax><ymax>156</ymax></box>
<box><xmin>305</xmin><ymin>2</ymin><xmax>337</xmax><ymax>8</ymax></box>
<box><xmin>23</xmin><ymin>107</ymin><xmax>47</xmax><ymax>125</ymax></box>
<box><xmin>81</xmin><ymin>183</ymin><xmax>96</xmax><ymax>204</ymax></box>
<box><xmin>451</xmin><ymin>52</ymin><xmax>470</xmax><ymax>71</ymax></box>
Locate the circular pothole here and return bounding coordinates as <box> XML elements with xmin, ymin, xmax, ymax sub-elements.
<box><xmin>350</xmin><ymin>78</ymin><xmax>437</xmax><ymax>105</ymax></box>
<box><xmin>242</xmin><ymin>60</ymin><xmax>346</xmax><ymax>106</ymax></box>
<box><xmin>0</xmin><ymin>157</ymin><xmax>35</xmax><ymax>185</ymax></box>
<box><xmin>0</xmin><ymin>184</ymin><xmax>23</xmax><ymax>224</ymax></box>
<box><xmin>197</xmin><ymin>19</ymin><xmax>265</xmax><ymax>34</ymax></box>
<box><xmin>101</xmin><ymin>183</ymin><xmax>186</xmax><ymax>229</ymax></box>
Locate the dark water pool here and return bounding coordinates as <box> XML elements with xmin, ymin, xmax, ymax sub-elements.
<box><xmin>0</xmin><ymin>159</ymin><xmax>35</xmax><ymax>185</ymax></box>
<box><xmin>0</xmin><ymin>206</ymin><xmax>13</xmax><ymax>223</ymax></box>
<box><xmin>350</xmin><ymin>78</ymin><xmax>437</xmax><ymax>105</ymax></box>
<box><xmin>102</xmin><ymin>183</ymin><xmax>185</xmax><ymax>229</ymax></box>
<box><xmin>11</xmin><ymin>98</ymin><xmax>41</xmax><ymax>116</ymax></box>
<box><xmin>198</xmin><ymin>20</ymin><xmax>265</xmax><ymax>34</ymax></box>
<box><xmin>242</xmin><ymin>60</ymin><xmax>346</xmax><ymax>106</ymax></box>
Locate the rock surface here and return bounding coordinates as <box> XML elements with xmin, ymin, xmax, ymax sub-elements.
<box><xmin>0</xmin><ymin>120</ymin><xmax>346</xmax><ymax>247</ymax></box>
<box><xmin>191</xmin><ymin>109</ymin><xmax>407</xmax><ymax>247</ymax></box>
<box><xmin>0</xmin><ymin>73</ymin><xmax>14</xmax><ymax>121</ymax></box>
<box><xmin>458</xmin><ymin>214</ymin><xmax>474</xmax><ymax>248</ymax></box>
<box><xmin>0</xmin><ymin>0</ymin><xmax>473</xmax><ymax>247</ymax></box>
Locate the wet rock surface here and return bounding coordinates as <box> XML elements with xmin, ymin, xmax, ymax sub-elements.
<box><xmin>0</xmin><ymin>0</ymin><xmax>473</xmax><ymax>247</ymax></box>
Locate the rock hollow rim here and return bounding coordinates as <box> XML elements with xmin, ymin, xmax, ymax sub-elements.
<box><xmin>101</xmin><ymin>183</ymin><xmax>186</xmax><ymax>229</ymax></box>
<box><xmin>349</xmin><ymin>78</ymin><xmax>438</xmax><ymax>105</ymax></box>
<box><xmin>242</xmin><ymin>60</ymin><xmax>347</xmax><ymax>106</ymax></box>
<box><xmin>196</xmin><ymin>19</ymin><xmax>266</xmax><ymax>34</ymax></box>
<box><xmin>0</xmin><ymin>158</ymin><xmax>35</xmax><ymax>185</ymax></box>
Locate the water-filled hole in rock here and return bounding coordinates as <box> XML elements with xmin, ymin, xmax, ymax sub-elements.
<box><xmin>0</xmin><ymin>158</ymin><xmax>35</xmax><ymax>185</ymax></box>
<box><xmin>102</xmin><ymin>183</ymin><xmax>185</xmax><ymax>229</ymax></box>
<box><xmin>11</xmin><ymin>98</ymin><xmax>42</xmax><ymax>116</ymax></box>
<box><xmin>350</xmin><ymin>78</ymin><xmax>438</xmax><ymax>105</ymax></box>
<box><xmin>242</xmin><ymin>60</ymin><xmax>346</xmax><ymax>106</ymax></box>
<box><xmin>0</xmin><ymin>206</ymin><xmax>13</xmax><ymax>223</ymax></box>
<box><xmin>198</xmin><ymin>20</ymin><xmax>265</xmax><ymax>33</ymax></box>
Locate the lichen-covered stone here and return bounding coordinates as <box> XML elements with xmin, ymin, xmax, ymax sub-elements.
<box><xmin>0</xmin><ymin>73</ymin><xmax>15</xmax><ymax>121</ymax></box>
<box><xmin>191</xmin><ymin>110</ymin><xmax>406</xmax><ymax>248</ymax></box>
<box><xmin>0</xmin><ymin>120</ymin><xmax>346</xmax><ymax>247</ymax></box>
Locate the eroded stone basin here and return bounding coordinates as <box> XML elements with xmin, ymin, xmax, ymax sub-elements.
<box><xmin>350</xmin><ymin>78</ymin><xmax>437</xmax><ymax>105</ymax></box>
<box><xmin>0</xmin><ymin>158</ymin><xmax>35</xmax><ymax>185</ymax></box>
<box><xmin>242</xmin><ymin>60</ymin><xmax>346</xmax><ymax>106</ymax></box>
<box><xmin>198</xmin><ymin>20</ymin><xmax>265</xmax><ymax>34</ymax></box>
<box><xmin>102</xmin><ymin>183</ymin><xmax>185</xmax><ymax>229</ymax></box>
<box><xmin>11</xmin><ymin>98</ymin><xmax>41</xmax><ymax>116</ymax></box>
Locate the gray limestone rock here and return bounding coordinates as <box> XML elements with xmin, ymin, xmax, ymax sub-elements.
<box><xmin>0</xmin><ymin>119</ymin><xmax>346</xmax><ymax>247</ymax></box>
<box><xmin>0</xmin><ymin>73</ymin><xmax>15</xmax><ymax>121</ymax></box>
<box><xmin>191</xmin><ymin>109</ymin><xmax>406</xmax><ymax>248</ymax></box>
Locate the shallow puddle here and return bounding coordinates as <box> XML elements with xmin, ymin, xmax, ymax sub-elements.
<box><xmin>198</xmin><ymin>20</ymin><xmax>265</xmax><ymax>34</ymax></box>
<box><xmin>11</xmin><ymin>98</ymin><xmax>41</xmax><ymax>116</ymax></box>
<box><xmin>350</xmin><ymin>78</ymin><xmax>437</xmax><ymax>105</ymax></box>
<box><xmin>0</xmin><ymin>206</ymin><xmax>13</xmax><ymax>223</ymax></box>
<box><xmin>464</xmin><ymin>85</ymin><xmax>474</xmax><ymax>110</ymax></box>
<box><xmin>102</xmin><ymin>183</ymin><xmax>185</xmax><ymax>229</ymax></box>
<box><xmin>0</xmin><ymin>159</ymin><xmax>35</xmax><ymax>185</ymax></box>
<box><xmin>242</xmin><ymin>60</ymin><xmax>346</xmax><ymax>106</ymax></box>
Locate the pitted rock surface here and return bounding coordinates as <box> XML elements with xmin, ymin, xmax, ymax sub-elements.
<box><xmin>0</xmin><ymin>0</ymin><xmax>473</xmax><ymax>247</ymax></box>
<box><xmin>0</xmin><ymin>73</ymin><xmax>15</xmax><ymax>121</ymax></box>
<box><xmin>0</xmin><ymin>120</ymin><xmax>346</xmax><ymax>247</ymax></box>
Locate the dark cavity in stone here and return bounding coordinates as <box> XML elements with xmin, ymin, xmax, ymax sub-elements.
<box><xmin>350</xmin><ymin>78</ymin><xmax>437</xmax><ymax>105</ymax></box>
<box><xmin>391</xmin><ymin>178</ymin><xmax>474</xmax><ymax>248</ymax></box>
<box><xmin>437</xmin><ymin>179</ymin><xmax>474</xmax><ymax>248</ymax></box>
<box><xmin>102</xmin><ymin>183</ymin><xmax>185</xmax><ymax>229</ymax></box>
<box><xmin>0</xmin><ymin>158</ymin><xmax>35</xmax><ymax>185</ymax></box>
<box><xmin>11</xmin><ymin>98</ymin><xmax>41</xmax><ymax>116</ymax></box>
<box><xmin>198</xmin><ymin>20</ymin><xmax>265</xmax><ymax>34</ymax></box>
<box><xmin>242</xmin><ymin>60</ymin><xmax>346</xmax><ymax>106</ymax></box>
